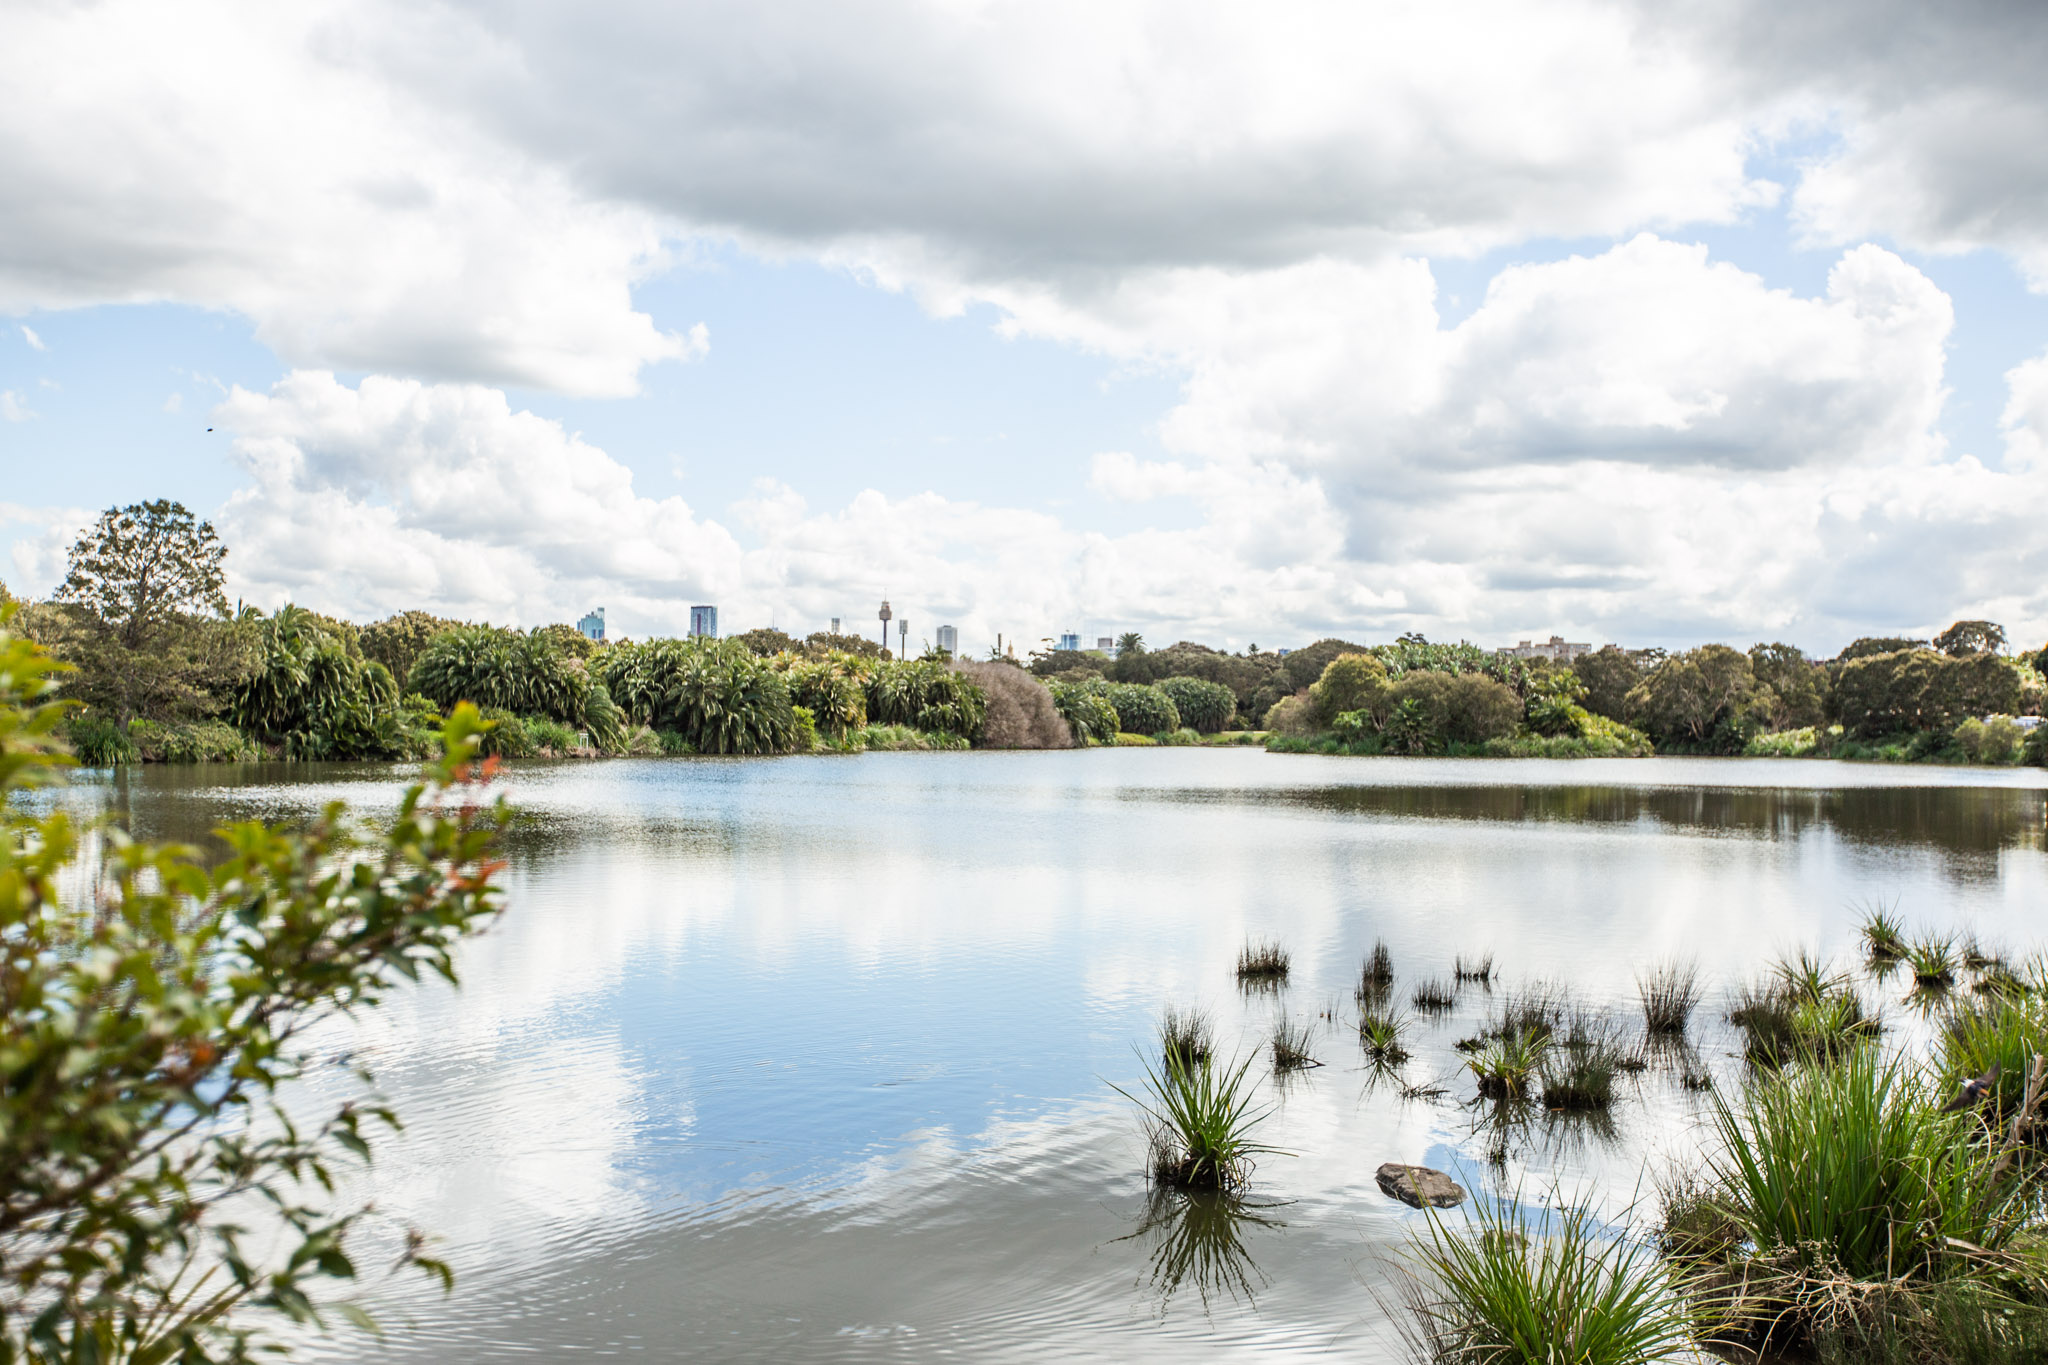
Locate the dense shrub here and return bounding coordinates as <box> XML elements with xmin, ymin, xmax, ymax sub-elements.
<box><xmin>1520</xmin><ymin>667</ymin><xmax>1588</xmax><ymax>736</ymax></box>
<box><xmin>1105</xmin><ymin>682</ymin><xmax>1180</xmax><ymax>736</ymax></box>
<box><xmin>864</xmin><ymin>659</ymin><xmax>987</xmax><ymax>738</ymax></box>
<box><xmin>1572</xmin><ymin>645</ymin><xmax>1640</xmax><ymax>721</ymax></box>
<box><xmin>361</xmin><ymin>609</ymin><xmax>466</xmax><ymax>683</ymax></box>
<box><xmin>407</xmin><ymin>625</ymin><xmax>591</xmax><ymax>725</ymax></box>
<box><xmin>953</xmin><ymin>659</ymin><xmax>1071</xmax><ymax>748</ymax></box>
<box><xmin>124</xmin><ymin>718</ymin><xmax>260</xmax><ymax>762</ymax></box>
<box><xmin>1157</xmin><ymin>675</ymin><xmax>1237</xmax><ymax>733</ymax></box>
<box><xmin>1279</xmin><ymin>638</ymin><xmax>1370</xmax><ymax>691</ymax></box>
<box><xmin>595</xmin><ymin>637</ymin><xmax>798</xmax><ymax>755</ymax></box>
<box><xmin>777</xmin><ymin>655</ymin><xmax>868</xmax><ymax>735</ymax></box>
<box><xmin>1831</xmin><ymin>648</ymin><xmax>2025</xmax><ymax>739</ymax></box>
<box><xmin>230</xmin><ymin>605</ymin><xmax>418</xmax><ymax>759</ymax></box>
<box><xmin>1953</xmin><ymin>715</ymin><xmax>2025</xmax><ymax>764</ymax></box>
<box><xmin>1262</xmin><ymin>691</ymin><xmax>1317</xmax><ymax>735</ymax></box>
<box><xmin>1624</xmin><ymin>643</ymin><xmax>1763</xmax><ymax>751</ymax></box>
<box><xmin>1381</xmin><ymin>671</ymin><xmax>1521</xmax><ymax>753</ymax></box>
<box><xmin>1047</xmin><ymin>679</ymin><xmax>1121</xmax><ymax>743</ymax></box>
<box><xmin>1308</xmin><ymin>654</ymin><xmax>1390</xmax><ymax>727</ymax></box>
<box><xmin>64</xmin><ymin>715</ymin><xmax>139</xmax><ymax>766</ymax></box>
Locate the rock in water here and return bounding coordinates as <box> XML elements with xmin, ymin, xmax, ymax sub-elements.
<box><xmin>1376</xmin><ymin>1163</ymin><xmax>1466</xmax><ymax>1209</ymax></box>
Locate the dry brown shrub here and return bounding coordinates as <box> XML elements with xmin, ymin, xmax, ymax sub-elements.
<box><xmin>951</xmin><ymin>659</ymin><xmax>1074</xmax><ymax>748</ymax></box>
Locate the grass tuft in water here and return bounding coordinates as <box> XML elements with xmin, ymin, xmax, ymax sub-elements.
<box><xmin>1269</xmin><ymin>1016</ymin><xmax>1320</xmax><ymax>1072</ymax></box>
<box><xmin>1730</xmin><ymin>954</ymin><xmax>1877</xmax><ymax>1066</ymax></box>
<box><xmin>1453</xmin><ymin>952</ymin><xmax>1495</xmax><ymax>985</ymax></box>
<box><xmin>1638</xmin><ymin>959</ymin><xmax>1702</xmax><ymax>1036</ymax></box>
<box><xmin>1412</xmin><ymin>977</ymin><xmax>1456</xmax><ymax>1014</ymax></box>
<box><xmin>1860</xmin><ymin>903</ymin><xmax>1907</xmax><ymax>962</ymax></box>
<box><xmin>1357</xmin><ymin>939</ymin><xmax>1395</xmax><ymax>999</ymax></box>
<box><xmin>1359</xmin><ymin>1009</ymin><xmax>1410</xmax><ymax>1064</ymax></box>
<box><xmin>1904</xmin><ymin>934</ymin><xmax>1958</xmax><ymax>989</ymax></box>
<box><xmin>1395</xmin><ymin>1191</ymin><xmax>1710</xmax><ymax>1365</ymax></box>
<box><xmin>1468</xmin><ymin>1026</ymin><xmax>1550</xmax><ymax>1100</ymax></box>
<box><xmin>1538</xmin><ymin>1015</ymin><xmax>1632</xmax><ymax>1111</ymax></box>
<box><xmin>1113</xmin><ymin>1050</ymin><xmax>1285</xmax><ymax>1193</ymax></box>
<box><xmin>1236</xmin><ymin>937</ymin><xmax>1291</xmax><ymax>984</ymax></box>
<box><xmin>1160</xmin><ymin>1003</ymin><xmax>1214</xmax><ymax>1073</ymax></box>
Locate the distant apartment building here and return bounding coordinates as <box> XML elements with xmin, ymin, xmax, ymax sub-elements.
<box><xmin>689</xmin><ymin>605</ymin><xmax>718</xmax><ymax>639</ymax></box>
<box><xmin>1056</xmin><ymin>632</ymin><xmax>1081</xmax><ymax>652</ymax></box>
<box><xmin>1499</xmin><ymin>635</ymin><xmax>1591</xmax><ymax>663</ymax></box>
<box><xmin>1096</xmin><ymin>636</ymin><xmax>1116</xmax><ymax>657</ymax></box>
<box><xmin>577</xmin><ymin>608</ymin><xmax>606</xmax><ymax>642</ymax></box>
<box><xmin>936</xmin><ymin>624</ymin><xmax>958</xmax><ymax>655</ymax></box>
<box><xmin>830</xmin><ymin>617</ymin><xmax>841</xmax><ymax>634</ymax></box>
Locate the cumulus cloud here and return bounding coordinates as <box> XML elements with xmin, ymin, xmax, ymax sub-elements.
<box><xmin>2002</xmin><ymin>350</ymin><xmax>2048</xmax><ymax>471</ymax></box>
<box><xmin>0</xmin><ymin>0</ymin><xmax>695</xmax><ymax>396</ymax></box>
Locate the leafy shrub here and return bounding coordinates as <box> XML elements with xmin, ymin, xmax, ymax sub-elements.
<box><xmin>360</xmin><ymin>609</ymin><xmax>466</xmax><ymax>683</ymax></box>
<box><xmin>477</xmin><ymin>708</ymin><xmax>538</xmax><ymax>758</ymax></box>
<box><xmin>1521</xmin><ymin>667</ymin><xmax>1589</xmax><ymax>736</ymax></box>
<box><xmin>65</xmin><ymin>714</ymin><xmax>139</xmax><ymax>766</ymax></box>
<box><xmin>1157</xmin><ymin>675</ymin><xmax>1238</xmax><ymax>733</ymax></box>
<box><xmin>1954</xmin><ymin>715</ymin><xmax>2024</xmax><ymax>764</ymax></box>
<box><xmin>407</xmin><ymin>625</ymin><xmax>591</xmax><ymax>725</ymax></box>
<box><xmin>1261</xmin><ymin>691</ymin><xmax>1317</xmax><ymax>735</ymax></box>
<box><xmin>1744</xmin><ymin>725</ymin><xmax>1822</xmax><ymax>757</ymax></box>
<box><xmin>864</xmin><ymin>659</ymin><xmax>986</xmax><ymax>738</ymax></box>
<box><xmin>230</xmin><ymin>605</ymin><xmax>410</xmax><ymax>759</ymax></box>
<box><xmin>124</xmin><ymin>718</ymin><xmax>259</xmax><ymax>762</ymax></box>
<box><xmin>777</xmin><ymin>655</ymin><xmax>868</xmax><ymax>735</ymax></box>
<box><xmin>1309</xmin><ymin>654</ymin><xmax>1390</xmax><ymax>727</ymax></box>
<box><xmin>790</xmin><ymin>704</ymin><xmax>819</xmax><ymax>753</ymax></box>
<box><xmin>953</xmin><ymin>659</ymin><xmax>1071</xmax><ymax>747</ymax></box>
<box><xmin>522</xmin><ymin>715</ymin><xmax>581</xmax><ymax>753</ymax></box>
<box><xmin>1047</xmin><ymin>679</ymin><xmax>1120</xmax><ymax>743</ymax></box>
<box><xmin>1104</xmin><ymin>682</ymin><xmax>1179</xmax><ymax>736</ymax></box>
<box><xmin>594</xmin><ymin>637</ymin><xmax>798</xmax><ymax>754</ymax></box>
<box><xmin>1381</xmin><ymin>671</ymin><xmax>1520</xmax><ymax>753</ymax></box>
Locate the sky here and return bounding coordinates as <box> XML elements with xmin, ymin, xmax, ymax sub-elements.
<box><xmin>5</xmin><ymin>0</ymin><xmax>2048</xmax><ymax>656</ymax></box>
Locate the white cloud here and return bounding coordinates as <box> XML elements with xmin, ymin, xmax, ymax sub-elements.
<box><xmin>0</xmin><ymin>390</ymin><xmax>33</xmax><ymax>422</ymax></box>
<box><xmin>2002</xmin><ymin>349</ymin><xmax>2048</xmax><ymax>471</ymax></box>
<box><xmin>19</xmin><ymin>324</ymin><xmax>43</xmax><ymax>351</ymax></box>
<box><xmin>0</xmin><ymin>0</ymin><xmax>696</xmax><ymax>396</ymax></box>
<box><xmin>162</xmin><ymin>392</ymin><xmax>182</xmax><ymax>414</ymax></box>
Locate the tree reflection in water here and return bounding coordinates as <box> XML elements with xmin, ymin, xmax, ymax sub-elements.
<box><xmin>1116</xmin><ymin>1187</ymin><xmax>1287</xmax><ymax>1311</ymax></box>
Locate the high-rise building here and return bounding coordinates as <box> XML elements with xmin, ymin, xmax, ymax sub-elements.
<box><xmin>689</xmin><ymin>605</ymin><xmax>718</xmax><ymax>638</ymax></box>
<box><xmin>936</xmin><ymin>624</ymin><xmax>958</xmax><ymax>655</ymax></box>
<box><xmin>1057</xmin><ymin>632</ymin><xmax>1080</xmax><ymax>652</ymax></box>
<box><xmin>577</xmin><ymin>608</ymin><xmax>606</xmax><ymax>642</ymax></box>
<box><xmin>830</xmin><ymin>617</ymin><xmax>840</xmax><ymax>634</ymax></box>
<box><xmin>1096</xmin><ymin>636</ymin><xmax>1115</xmax><ymax>655</ymax></box>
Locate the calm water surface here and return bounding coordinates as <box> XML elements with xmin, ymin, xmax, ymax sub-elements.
<box><xmin>69</xmin><ymin>751</ymin><xmax>2048</xmax><ymax>1360</ymax></box>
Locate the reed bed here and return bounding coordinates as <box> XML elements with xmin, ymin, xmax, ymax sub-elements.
<box><xmin>1236</xmin><ymin>937</ymin><xmax>1291</xmax><ymax>983</ymax></box>
<box><xmin>1637</xmin><ymin>959</ymin><xmax>1702</xmax><ymax>1036</ymax></box>
<box><xmin>1411</xmin><ymin>977</ymin><xmax>1456</xmax><ymax>1014</ymax></box>
<box><xmin>1453</xmin><ymin>952</ymin><xmax>1495</xmax><ymax>985</ymax></box>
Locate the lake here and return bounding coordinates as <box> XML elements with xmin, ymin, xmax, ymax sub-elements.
<box><xmin>66</xmin><ymin>751</ymin><xmax>2048</xmax><ymax>1361</ymax></box>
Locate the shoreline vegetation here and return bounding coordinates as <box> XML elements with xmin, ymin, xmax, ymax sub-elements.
<box><xmin>1132</xmin><ymin>921</ymin><xmax>2048</xmax><ymax>1363</ymax></box>
<box><xmin>11</xmin><ymin>500</ymin><xmax>2048</xmax><ymax>770</ymax></box>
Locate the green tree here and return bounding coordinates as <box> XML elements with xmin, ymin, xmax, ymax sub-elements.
<box><xmin>1280</xmin><ymin>638</ymin><xmax>1369</xmax><ymax>692</ymax></box>
<box><xmin>732</xmin><ymin>627</ymin><xmax>801</xmax><ymax>657</ymax></box>
<box><xmin>1836</xmin><ymin>636</ymin><xmax>1927</xmax><ymax>662</ymax></box>
<box><xmin>45</xmin><ymin>502</ymin><xmax>254</xmax><ymax>724</ymax></box>
<box><xmin>1309</xmin><ymin>654</ymin><xmax>1390</xmax><ymax>727</ymax></box>
<box><xmin>361</xmin><ymin>610</ymin><xmax>467</xmax><ymax>682</ymax></box>
<box><xmin>1932</xmin><ymin>619</ymin><xmax>2006</xmax><ymax>657</ymax></box>
<box><xmin>0</xmin><ymin>612</ymin><xmax>512</xmax><ymax>1361</ymax></box>
<box><xmin>1104</xmin><ymin>682</ymin><xmax>1179</xmax><ymax>735</ymax></box>
<box><xmin>1746</xmin><ymin>642</ymin><xmax>1827</xmax><ymax>730</ymax></box>
<box><xmin>1625</xmin><ymin>644</ymin><xmax>1757</xmax><ymax>749</ymax></box>
<box><xmin>1571</xmin><ymin>646</ymin><xmax>1639</xmax><ymax>721</ymax></box>
<box><xmin>1157</xmin><ymin>676</ymin><xmax>1238</xmax><ymax>732</ymax></box>
<box><xmin>1831</xmin><ymin>648</ymin><xmax>2022</xmax><ymax>737</ymax></box>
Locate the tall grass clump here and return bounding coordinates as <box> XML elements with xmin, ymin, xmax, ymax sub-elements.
<box><xmin>1270</xmin><ymin>1017</ymin><xmax>1320</xmax><ymax>1072</ymax></box>
<box><xmin>1237</xmin><ymin>938</ymin><xmax>1290</xmax><ymax>984</ymax></box>
<box><xmin>1412</xmin><ymin>977</ymin><xmax>1456</xmax><ymax>1014</ymax></box>
<box><xmin>1358</xmin><ymin>940</ymin><xmax>1395</xmax><ymax>998</ymax></box>
<box><xmin>1905</xmin><ymin>935</ymin><xmax>1959</xmax><ymax>989</ymax></box>
<box><xmin>1937</xmin><ymin>995</ymin><xmax>2047</xmax><ymax>1127</ymax></box>
<box><xmin>1396</xmin><ymin>1192</ymin><xmax>1709</xmax><ymax>1365</ymax></box>
<box><xmin>1454</xmin><ymin>952</ymin><xmax>1495</xmax><ymax>985</ymax></box>
<box><xmin>1468</xmin><ymin>1027</ymin><xmax>1550</xmax><ymax>1100</ymax></box>
<box><xmin>1160</xmin><ymin>1004</ymin><xmax>1214</xmax><ymax>1073</ymax></box>
<box><xmin>1706</xmin><ymin>1047</ymin><xmax>2032</xmax><ymax>1289</ymax></box>
<box><xmin>1360</xmin><ymin>1009</ymin><xmax>1410</xmax><ymax>1064</ymax></box>
<box><xmin>1638</xmin><ymin>959</ymin><xmax>1702</xmax><ymax>1036</ymax></box>
<box><xmin>1730</xmin><ymin>954</ymin><xmax>1875</xmax><ymax>1065</ymax></box>
<box><xmin>1860</xmin><ymin>903</ymin><xmax>1907</xmax><ymax>962</ymax></box>
<box><xmin>1539</xmin><ymin>1017</ymin><xmax>1632</xmax><ymax>1111</ymax></box>
<box><xmin>1111</xmin><ymin>1052</ymin><xmax>1283</xmax><ymax>1193</ymax></box>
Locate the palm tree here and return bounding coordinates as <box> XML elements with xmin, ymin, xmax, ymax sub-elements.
<box><xmin>1117</xmin><ymin>631</ymin><xmax>1146</xmax><ymax>656</ymax></box>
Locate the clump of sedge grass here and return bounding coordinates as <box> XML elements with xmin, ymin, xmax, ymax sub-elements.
<box><xmin>1638</xmin><ymin>958</ymin><xmax>1702</xmax><ymax>1036</ymax></box>
<box><xmin>1937</xmin><ymin>995</ymin><xmax>2048</xmax><ymax>1127</ymax></box>
<box><xmin>1359</xmin><ymin>1009</ymin><xmax>1410</xmax><ymax>1064</ymax></box>
<box><xmin>1860</xmin><ymin>903</ymin><xmax>1907</xmax><ymax>962</ymax></box>
<box><xmin>1412</xmin><ymin>977</ymin><xmax>1456</xmax><ymax>1014</ymax></box>
<box><xmin>1538</xmin><ymin>1015</ymin><xmax>1631</xmax><ymax>1111</ymax></box>
<box><xmin>1731</xmin><ymin>954</ymin><xmax>1877</xmax><ymax>1066</ymax></box>
<box><xmin>1491</xmin><ymin>982</ymin><xmax>1569</xmax><ymax>1040</ymax></box>
<box><xmin>1453</xmin><ymin>952</ymin><xmax>1495</xmax><ymax>985</ymax></box>
<box><xmin>1160</xmin><ymin>1003</ymin><xmax>1214</xmax><ymax>1073</ymax></box>
<box><xmin>1357</xmin><ymin>939</ymin><xmax>1395</xmax><ymax>999</ymax></box>
<box><xmin>1904</xmin><ymin>934</ymin><xmax>1958</xmax><ymax>989</ymax></box>
<box><xmin>1112</xmin><ymin>1051</ymin><xmax>1285</xmax><ymax>1193</ymax></box>
<box><xmin>1394</xmin><ymin>1192</ymin><xmax>1710</xmax><ymax>1365</ymax></box>
<box><xmin>1236</xmin><ymin>937</ymin><xmax>1290</xmax><ymax>984</ymax></box>
<box><xmin>1468</xmin><ymin>1026</ymin><xmax>1550</xmax><ymax>1100</ymax></box>
<box><xmin>1270</xmin><ymin>1016</ymin><xmax>1320</xmax><ymax>1072</ymax></box>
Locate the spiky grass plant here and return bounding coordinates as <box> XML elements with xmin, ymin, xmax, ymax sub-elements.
<box><xmin>1937</xmin><ymin>995</ymin><xmax>2048</xmax><ymax>1126</ymax></box>
<box><xmin>1412</xmin><ymin>977</ymin><xmax>1457</xmax><ymax>1014</ymax></box>
<box><xmin>1732</xmin><ymin>955</ymin><xmax>1877</xmax><ymax>1066</ymax></box>
<box><xmin>1905</xmin><ymin>935</ymin><xmax>1959</xmax><ymax>989</ymax></box>
<box><xmin>1160</xmin><ymin>1003</ymin><xmax>1214</xmax><ymax>1073</ymax></box>
<box><xmin>1468</xmin><ymin>1027</ymin><xmax>1550</xmax><ymax>1101</ymax></box>
<box><xmin>1358</xmin><ymin>939</ymin><xmax>1395</xmax><ymax>998</ymax></box>
<box><xmin>1236</xmin><ymin>937</ymin><xmax>1290</xmax><ymax>984</ymax></box>
<box><xmin>1360</xmin><ymin>1009</ymin><xmax>1410</xmax><ymax>1064</ymax></box>
<box><xmin>1491</xmin><ymin>982</ymin><xmax>1569</xmax><ymax>1041</ymax></box>
<box><xmin>1706</xmin><ymin>1045</ymin><xmax>2031</xmax><ymax>1286</ymax></box>
<box><xmin>1860</xmin><ymin>904</ymin><xmax>1907</xmax><ymax>962</ymax></box>
<box><xmin>1270</xmin><ymin>1016</ymin><xmax>1320</xmax><ymax>1072</ymax></box>
<box><xmin>1454</xmin><ymin>952</ymin><xmax>1495</xmax><ymax>985</ymax></box>
<box><xmin>1112</xmin><ymin>1051</ymin><xmax>1284</xmax><ymax>1192</ymax></box>
<box><xmin>1540</xmin><ymin>1016</ymin><xmax>1632</xmax><ymax>1111</ymax></box>
<box><xmin>1396</xmin><ymin>1192</ymin><xmax>1711</xmax><ymax>1365</ymax></box>
<box><xmin>1638</xmin><ymin>959</ymin><xmax>1702</xmax><ymax>1036</ymax></box>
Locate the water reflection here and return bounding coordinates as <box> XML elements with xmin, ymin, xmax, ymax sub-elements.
<box><xmin>1115</xmin><ymin>1188</ymin><xmax>1285</xmax><ymax>1310</ymax></box>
